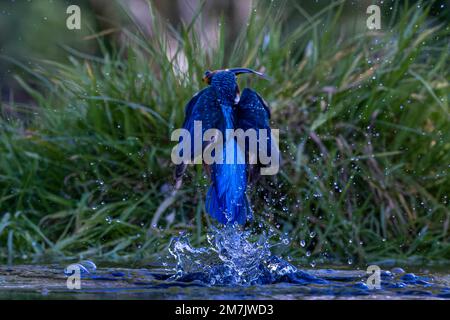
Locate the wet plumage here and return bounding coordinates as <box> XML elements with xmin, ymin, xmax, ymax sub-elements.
<box><xmin>176</xmin><ymin>68</ymin><xmax>275</xmax><ymax>225</ymax></box>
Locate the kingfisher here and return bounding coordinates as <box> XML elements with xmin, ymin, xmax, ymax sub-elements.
<box><xmin>175</xmin><ymin>68</ymin><xmax>277</xmax><ymax>226</ymax></box>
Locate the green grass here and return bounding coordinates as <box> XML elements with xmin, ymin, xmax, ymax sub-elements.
<box><xmin>0</xmin><ymin>1</ymin><xmax>449</xmax><ymax>265</ymax></box>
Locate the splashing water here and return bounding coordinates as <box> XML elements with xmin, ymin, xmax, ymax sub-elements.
<box><xmin>167</xmin><ymin>224</ymin><xmax>324</xmax><ymax>286</ymax></box>
<box><xmin>4</xmin><ymin>225</ymin><xmax>449</xmax><ymax>299</ymax></box>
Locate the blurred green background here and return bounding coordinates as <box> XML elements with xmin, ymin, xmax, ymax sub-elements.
<box><xmin>1</xmin><ymin>0</ymin><xmax>449</xmax><ymax>106</ymax></box>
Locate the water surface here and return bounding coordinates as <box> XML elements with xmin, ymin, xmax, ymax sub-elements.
<box><xmin>2</xmin><ymin>226</ymin><xmax>449</xmax><ymax>300</ymax></box>
<box><xmin>1</xmin><ymin>263</ymin><xmax>450</xmax><ymax>300</ymax></box>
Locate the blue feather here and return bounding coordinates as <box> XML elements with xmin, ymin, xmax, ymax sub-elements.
<box><xmin>177</xmin><ymin>70</ymin><xmax>272</xmax><ymax>226</ymax></box>
<box><xmin>206</xmin><ymin>103</ymin><xmax>250</xmax><ymax>225</ymax></box>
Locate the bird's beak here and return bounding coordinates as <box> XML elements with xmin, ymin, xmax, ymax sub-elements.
<box><xmin>228</xmin><ymin>68</ymin><xmax>271</xmax><ymax>81</ymax></box>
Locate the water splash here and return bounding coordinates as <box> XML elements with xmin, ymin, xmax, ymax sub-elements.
<box><xmin>168</xmin><ymin>224</ymin><xmax>324</xmax><ymax>286</ymax></box>
<box><xmin>51</xmin><ymin>231</ymin><xmax>450</xmax><ymax>298</ymax></box>
<box><xmin>53</xmin><ymin>225</ymin><xmax>450</xmax><ymax>298</ymax></box>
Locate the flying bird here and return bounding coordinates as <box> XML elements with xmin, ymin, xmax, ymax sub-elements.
<box><xmin>175</xmin><ymin>68</ymin><xmax>276</xmax><ymax>225</ymax></box>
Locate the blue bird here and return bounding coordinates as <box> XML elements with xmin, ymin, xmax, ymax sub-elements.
<box><xmin>175</xmin><ymin>68</ymin><xmax>276</xmax><ymax>226</ymax></box>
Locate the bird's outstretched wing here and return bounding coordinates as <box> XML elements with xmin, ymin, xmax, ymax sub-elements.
<box><xmin>235</xmin><ymin>88</ymin><xmax>279</xmax><ymax>183</ymax></box>
<box><xmin>175</xmin><ymin>87</ymin><xmax>223</xmax><ymax>188</ymax></box>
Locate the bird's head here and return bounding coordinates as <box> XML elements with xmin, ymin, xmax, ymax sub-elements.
<box><xmin>202</xmin><ymin>68</ymin><xmax>269</xmax><ymax>104</ymax></box>
<box><xmin>202</xmin><ymin>68</ymin><xmax>269</xmax><ymax>85</ymax></box>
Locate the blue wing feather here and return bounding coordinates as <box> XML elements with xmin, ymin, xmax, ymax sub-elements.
<box><xmin>236</xmin><ymin>88</ymin><xmax>271</xmax><ymax>131</ymax></box>
<box><xmin>182</xmin><ymin>87</ymin><xmax>222</xmax><ymax>137</ymax></box>
<box><xmin>235</xmin><ymin>88</ymin><xmax>278</xmax><ymax>183</ymax></box>
<box><xmin>175</xmin><ymin>87</ymin><xmax>222</xmax><ymax>182</ymax></box>
<box><xmin>182</xmin><ymin>88</ymin><xmax>209</xmax><ymax>128</ymax></box>
<box><xmin>235</xmin><ymin>88</ymin><xmax>272</xmax><ymax>152</ymax></box>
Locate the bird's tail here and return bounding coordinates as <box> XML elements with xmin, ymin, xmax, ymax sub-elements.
<box><xmin>206</xmin><ymin>183</ymin><xmax>251</xmax><ymax>225</ymax></box>
<box><xmin>205</xmin><ymin>104</ymin><xmax>251</xmax><ymax>225</ymax></box>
